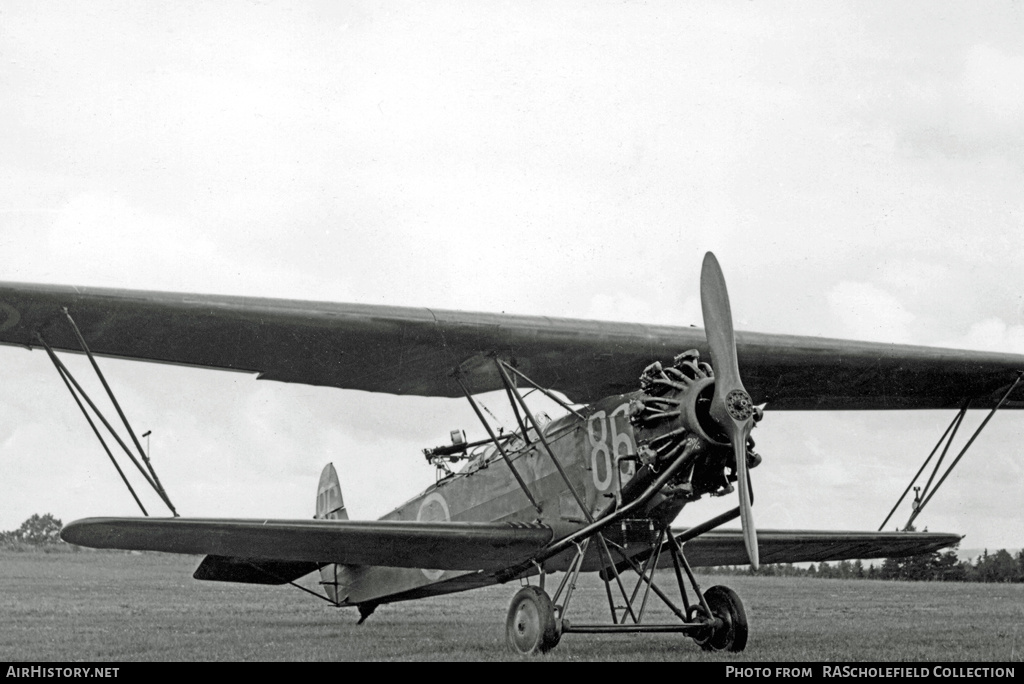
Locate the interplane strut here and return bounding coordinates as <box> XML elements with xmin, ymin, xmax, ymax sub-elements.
<box><xmin>34</xmin><ymin>308</ymin><xmax>178</xmax><ymax>517</ymax></box>
<box><xmin>881</xmin><ymin>372</ymin><xmax>1023</xmax><ymax>532</ymax></box>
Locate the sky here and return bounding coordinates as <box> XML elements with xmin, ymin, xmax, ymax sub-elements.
<box><xmin>1</xmin><ymin>1</ymin><xmax>1022</xmax><ymax>553</ymax></box>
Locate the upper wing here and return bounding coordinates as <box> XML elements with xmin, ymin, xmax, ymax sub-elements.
<box><xmin>60</xmin><ymin>516</ymin><xmax>553</xmax><ymax>572</ymax></box>
<box><xmin>2</xmin><ymin>281</ymin><xmax>1022</xmax><ymax>407</ymax></box>
<box><xmin>672</xmin><ymin>529</ymin><xmax>961</xmax><ymax>567</ymax></box>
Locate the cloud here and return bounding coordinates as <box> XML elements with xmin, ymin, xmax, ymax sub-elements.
<box><xmin>44</xmin><ymin>192</ymin><xmax>217</xmax><ymax>287</ymax></box>
<box><xmin>943</xmin><ymin>317</ymin><xmax>1024</xmax><ymax>354</ymax></box>
<box><xmin>827</xmin><ymin>281</ymin><xmax>915</xmax><ymax>343</ymax></box>
<box><xmin>586</xmin><ymin>292</ymin><xmax>698</xmax><ymax>327</ymax></box>
<box><xmin>877</xmin><ymin>259</ymin><xmax>950</xmax><ymax>300</ymax></box>
<box><xmin>961</xmin><ymin>44</ymin><xmax>1024</xmax><ymax>129</ymax></box>
<box><xmin>889</xmin><ymin>42</ymin><xmax>1024</xmax><ymax>160</ymax></box>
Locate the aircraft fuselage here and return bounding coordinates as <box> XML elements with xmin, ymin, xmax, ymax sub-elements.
<box><xmin>326</xmin><ymin>384</ymin><xmax>729</xmax><ymax>607</ymax></box>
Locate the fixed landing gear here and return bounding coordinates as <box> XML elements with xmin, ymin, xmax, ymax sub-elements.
<box><xmin>692</xmin><ymin>585</ymin><xmax>747</xmax><ymax>652</ymax></box>
<box><xmin>504</xmin><ymin>580</ymin><xmax>748</xmax><ymax>655</ymax></box>
<box><xmin>505</xmin><ymin>527</ymin><xmax>750</xmax><ymax>655</ymax></box>
<box><xmin>504</xmin><ymin>582</ymin><xmax>748</xmax><ymax>655</ymax></box>
<box><xmin>505</xmin><ymin>586</ymin><xmax>561</xmax><ymax>655</ymax></box>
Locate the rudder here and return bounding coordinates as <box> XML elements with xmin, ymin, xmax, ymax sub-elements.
<box><xmin>316</xmin><ymin>463</ymin><xmax>349</xmax><ymax>604</ymax></box>
<box><xmin>315</xmin><ymin>462</ymin><xmax>348</xmax><ymax>521</ymax></box>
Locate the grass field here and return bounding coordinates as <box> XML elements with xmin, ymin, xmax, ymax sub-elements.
<box><xmin>1</xmin><ymin>550</ymin><xmax>1021</xmax><ymax>662</ymax></box>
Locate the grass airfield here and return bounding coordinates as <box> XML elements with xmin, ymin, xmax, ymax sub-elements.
<box><xmin>2</xmin><ymin>550</ymin><xmax>1021</xmax><ymax>662</ymax></box>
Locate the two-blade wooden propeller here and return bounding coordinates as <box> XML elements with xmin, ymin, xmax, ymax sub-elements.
<box><xmin>700</xmin><ymin>252</ymin><xmax>759</xmax><ymax>570</ymax></box>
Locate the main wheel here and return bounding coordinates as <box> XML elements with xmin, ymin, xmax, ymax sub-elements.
<box><xmin>696</xmin><ymin>585</ymin><xmax>747</xmax><ymax>652</ymax></box>
<box><xmin>505</xmin><ymin>586</ymin><xmax>560</xmax><ymax>655</ymax></box>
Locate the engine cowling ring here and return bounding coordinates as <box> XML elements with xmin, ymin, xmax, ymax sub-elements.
<box><xmin>678</xmin><ymin>376</ymin><xmax>729</xmax><ymax>447</ymax></box>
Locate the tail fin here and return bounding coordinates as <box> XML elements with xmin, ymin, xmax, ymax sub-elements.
<box><xmin>316</xmin><ymin>463</ymin><xmax>349</xmax><ymax>605</ymax></box>
<box><xmin>315</xmin><ymin>462</ymin><xmax>348</xmax><ymax>521</ymax></box>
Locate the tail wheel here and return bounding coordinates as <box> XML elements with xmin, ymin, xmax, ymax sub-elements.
<box><xmin>696</xmin><ymin>585</ymin><xmax>748</xmax><ymax>652</ymax></box>
<box><xmin>505</xmin><ymin>586</ymin><xmax>561</xmax><ymax>655</ymax></box>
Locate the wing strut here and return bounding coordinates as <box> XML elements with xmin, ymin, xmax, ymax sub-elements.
<box><xmin>880</xmin><ymin>372</ymin><xmax>1023</xmax><ymax>532</ymax></box>
<box><xmin>454</xmin><ymin>374</ymin><xmax>543</xmax><ymax>514</ymax></box>
<box><xmin>33</xmin><ymin>307</ymin><xmax>179</xmax><ymax>516</ymax></box>
<box><xmin>878</xmin><ymin>400</ymin><xmax>970</xmax><ymax>531</ymax></box>
<box><xmin>36</xmin><ymin>334</ymin><xmax>149</xmax><ymax>516</ymax></box>
<box><xmin>59</xmin><ymin>308</ymin><xmax>176</xmax><ymax>515</ymax></box>
<box><xmin>496</xmin><ymin>359</ymin><xmax>594</xmax><ymax>523</ymax></box>
<box><xmin>499</xmin><ymin>363</ymin><xmax>585</xmax><ymax>420</ymax></box>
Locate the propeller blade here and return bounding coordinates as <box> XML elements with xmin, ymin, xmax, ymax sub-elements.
<box><xmin>700</xmin><ymin>252</ymin><xmax>759</xmax><ymax>570</ymax></box>
<box><xmin>733</xmin><ymin>433</ymin><xmax>758</xmax><ymax>570</ymax></box>
<box><xmin>700</xmin><ymin>252</ymin><xmax>743</xmax><ymax>400</ymax></box>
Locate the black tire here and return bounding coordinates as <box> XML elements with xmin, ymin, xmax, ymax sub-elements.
<box><xmin>698</xmin><ymin>585</ymin><xmax>748</xmax><ymax>652</ymax></box>
<box><xmin>505</xmin><ymin>586</ymin><xmax>561</xmax><ymax>655</ymax></box>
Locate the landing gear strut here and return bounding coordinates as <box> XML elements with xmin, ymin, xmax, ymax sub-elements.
<box><xmin>504</xmin><ymin>525</ymin><xmax>751</xmax><ymax>655</ymax></box>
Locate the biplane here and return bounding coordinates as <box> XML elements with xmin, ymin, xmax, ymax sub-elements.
<box><xmin>1</xmin><ymin>253</ymin><xmax>1021</xmax><ymax>654</ymax></box>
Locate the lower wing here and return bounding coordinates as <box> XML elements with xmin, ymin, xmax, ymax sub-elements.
<box><xmin>61</xmin><ymin>517</ymin><xmax>553</xmax><ymax>580</ymax></box>
<box><xmin>63</xmin><ymin>517</ymin><xmax>958</xmax><ymax>579</ymax></box>
<box><xmin>673</xmin><ymin>528</ymin><xmax>961</xmax><ymax>567</ymax></box>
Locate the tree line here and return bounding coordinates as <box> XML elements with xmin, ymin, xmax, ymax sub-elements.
<box><xmin>0</xmin><ymin>513</ymin><xmax>64</xmax><ymax>547</ymax></box>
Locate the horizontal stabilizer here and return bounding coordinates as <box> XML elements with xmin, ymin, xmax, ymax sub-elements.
<box><xmin>193</xmin><ymin>555</ymin><xmax>320</xmax><ymax>584</ymax></box>
<box><xmin>670</xmin><ymin>529</ymin><xmax>962</xmax><ymax>568</ymax></box>
<box><xmin>61</xmin><ymin>517</ymin><xmax>553</xmax><ymax>571</ymax></box>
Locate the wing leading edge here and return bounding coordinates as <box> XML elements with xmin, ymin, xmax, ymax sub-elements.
<box><xmin>60</xmin><ymin>517</ymin><xmax>553</xmax><ymax>572</ymax></box>
<box><xmin>2</xmin><ymin>281</ymin><xmax>1023</xmax><ymax>408</ymax></box>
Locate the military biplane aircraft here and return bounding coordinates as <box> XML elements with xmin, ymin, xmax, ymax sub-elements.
<box><xmin>1</xmin><ymin>253</ymin><xmax>1022</xmax><ymax>654</ymax></box>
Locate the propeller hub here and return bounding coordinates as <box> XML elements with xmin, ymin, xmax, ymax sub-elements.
<box><xmin>725</xmin><ymin>390</ymin><xmax>754</xmax><ymax>421</ymax></box>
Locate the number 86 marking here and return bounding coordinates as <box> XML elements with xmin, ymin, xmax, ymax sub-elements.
<box><xmin>587</xmin><ymin>403</ymin><xmax>633</xmax><ymax>492</ymax></box>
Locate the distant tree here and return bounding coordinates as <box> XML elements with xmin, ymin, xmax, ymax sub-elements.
<box><xmin>878</xmin><ymin>537</ymin><xmax>946</xmax><ymax>581</ymax></box>
<box><xmin>976</xmin><ymin>549</ymin><xmax>1018</xmax><ymax>583</ymax></box>
<box><xmin>879</xmin><ymin>556</ymin><xmax>902</xmax><ymax>580</ymax></box>
<box><xmin>14</xmin><ymin>514</ymin><xmax>63</xmax><ymax>545</ymax></box>
<box><xmin>934</xmin><ymin>549</ymin><xmax>966</xmax><ymax>582</ymax></box>
<box><xmin>972</xmin><ymin>549</ymin><xmax>993</xmax><ymax>582</ymax></box>
<box><xmin>702</xmin><ymin>545</ymin><xmax>1023</xmax><ymax>583</ymax></box>
<box><xmin>906</xmin><ymin>549</ymin><xmax>940</xmax><ymax>580</ymax></box>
